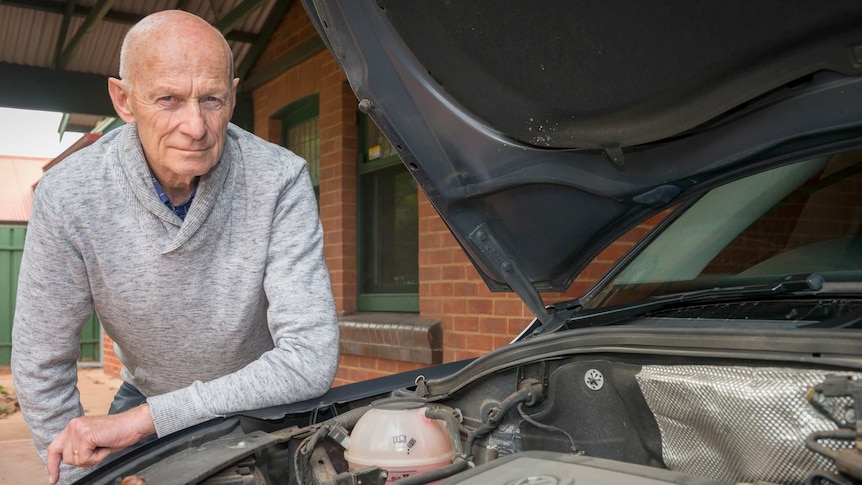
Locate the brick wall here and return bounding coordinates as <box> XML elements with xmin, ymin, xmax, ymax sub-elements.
<box><xmin>419</xmin><ymin>189</ymin><xmax>664</xmax><ymax>363</ymax></box>
<box><xmin>102</xmin><ymin>335</ymin><xmax>122</xmax><ymax>378</ymax></box>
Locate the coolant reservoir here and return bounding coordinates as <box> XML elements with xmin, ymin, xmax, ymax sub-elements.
<box><xmin>345</xmin><ymin>398</ymin><xmax>453</xmax><ymax>482</ymax></box>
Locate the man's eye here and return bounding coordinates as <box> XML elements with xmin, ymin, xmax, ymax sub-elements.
<box><xmin>202</xmin><ymin>96</ymin><xmax>224</xmax><ymax>110</ymax></box>
<box><xmin>157</xmin><ymin>96</ymin><xmax>178</xmax><ymax>106</ymax></box>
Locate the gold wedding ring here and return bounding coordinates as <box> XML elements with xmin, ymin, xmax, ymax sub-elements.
<box><xmin>72</xmin><ymin>450</ymin><xmax>79</xmax><ymax>456</ymax></box>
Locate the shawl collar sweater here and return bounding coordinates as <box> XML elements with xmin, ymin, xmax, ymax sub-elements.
<box><xmin>12</xmin><ymin>123</ymin><xmax>338</xmax><ymax>483</ymax></box>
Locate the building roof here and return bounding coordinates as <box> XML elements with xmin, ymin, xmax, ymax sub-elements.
<box><xmin>0</xmin><ymin>155</ymin><xmax>50</xmax><ymax>224</ymax></box>
<box><xmin>0</xmin><ymin>0</ymin><xmax>293</xmax><ymax>124</ymax></box>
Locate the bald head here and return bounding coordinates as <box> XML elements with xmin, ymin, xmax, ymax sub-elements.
<box><xmin>119</xmin><ymin>10</ymin><xmax>234</xmax><ymax>87</ymax></box>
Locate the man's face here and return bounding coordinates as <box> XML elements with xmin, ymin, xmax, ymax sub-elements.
<box><xmin>112</xmin><ymin>33</ymin><xmax>238</xmax><ymax>184</ymax></box>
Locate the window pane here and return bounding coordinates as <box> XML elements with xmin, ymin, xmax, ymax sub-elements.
<box><xmin>361</xmin><ymin>164</ymin><xmax>419</xmax><ymax>294</ymax></box>
<box><xmin>597</xmin><ymin>150</ymin><xmax>862</xmax><ymax>307</ymax></box>
<box><xmin>287</xmin><ymin>116</ymin><xmax>320</xmax><ymax>186</ymax></box>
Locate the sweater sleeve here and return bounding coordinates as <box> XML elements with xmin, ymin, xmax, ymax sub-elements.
<box><xmin>11</xmin><ymin>179</ymin><xmax>97</xmax><ymax>483</ymax></box>
<box><xmin>146</xmin><ymin>161</ymin><xmax>339</xmax><ymax>436</ymax></box>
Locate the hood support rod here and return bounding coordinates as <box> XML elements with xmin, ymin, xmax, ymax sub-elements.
<box><xmin>468</xmin><ymin>224</ymin><xmax>565</xmax><ymax>335</ymax></box>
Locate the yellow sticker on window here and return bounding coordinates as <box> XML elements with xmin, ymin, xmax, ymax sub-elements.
<box><xmin>368</xmin><ymin>145</ymin><xmax>381</xmax><ymax>161</ymax></box>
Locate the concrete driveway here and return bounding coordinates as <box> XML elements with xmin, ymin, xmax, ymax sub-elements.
<box><xmin>0</xmin><ymin>366</ymin><xmax>122</xmax><ymax>484</ymax></box>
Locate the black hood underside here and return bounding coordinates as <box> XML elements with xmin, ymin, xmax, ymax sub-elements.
<box><xmin>304</xmin><ymin>0</ymin><xmax>862</xmax><ymax>317</ymax></box>
<box><xmin>382</xmin><ymin>0</ymin><xmax>862</xmax><ymax>149</ymax></box>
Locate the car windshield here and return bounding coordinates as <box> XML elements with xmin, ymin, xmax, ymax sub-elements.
<box><xmin>593</xmin><ymin>149</ymin><xmax>862</xmax><ymax>307</ymax></box>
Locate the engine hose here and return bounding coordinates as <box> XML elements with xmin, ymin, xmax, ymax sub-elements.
<box><xmin>295</xmin><ymin>405</ymin><xmax>372</xmax><ymax>485</ymax></box>
<box><xmin>394</xmin><ymin>459</ymin><xmax>471</xmax><ymax>485</ymax></box>
<box><xmin>328</xmin><ymin>405</ymin><xmax>372</xmax><ymax>429</ymax></box>
<box><xmin>424</xmin><ymin>404</ymin><xmax>467</xmax><ymax>459</ymax></box>
<box><xmin>464</xmin><ymin>388</ymin><xmax>531</xmax><ymax>459</ymax></box>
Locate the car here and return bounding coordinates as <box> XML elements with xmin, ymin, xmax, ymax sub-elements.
<box><xmin>81</xmin><ymin>1</ymin><xmax>862</xmax><ymax>484</ymax></box>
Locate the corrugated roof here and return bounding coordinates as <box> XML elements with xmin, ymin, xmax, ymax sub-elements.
<box><xmin>0</xmin><ymin>155</ymin><xmax>49</xmax><ymax>224</ymax></box>
<box><xmin>0</xmin><ymin>0</ymin><xmax>289</xmax><ymax>125</ymax></box>
<box><xmin>0</xmin><ymin>0</ymin><xmax>279</xmax><ymax>78</ymax></box>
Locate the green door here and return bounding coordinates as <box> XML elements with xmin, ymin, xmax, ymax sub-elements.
<box><xmin>79</xmin><ymin>313</ymin><xmax>101</xmax><ymax>363</ymax></box>
<box><xmin>0</xmin><ymin>226</ymin><xmax>100</xmax><ymax>365</ymax></box>
<box><xmin>0</xmin><ymin>226</ymin><xmax>26</xmax><ymax>365</ymax></box>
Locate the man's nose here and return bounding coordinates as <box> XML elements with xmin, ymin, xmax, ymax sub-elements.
<box><xmin>178</xmin><ymin>101</ymin><xmax>207</xmax><ymax>140</ymax></box>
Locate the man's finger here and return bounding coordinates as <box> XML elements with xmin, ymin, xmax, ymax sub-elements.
<box><xmin>46</xmin><ymin>449</ymin><xmax>60</xmax><ymax>484</ymax></box>
<box><xmin>65</xmin><ymin>445</ymin><xmax>113</xmax><ymax>469</ymax></box>
<box><xmin>90</xmin><ymin>447</ymin><xmax>113</xmax><ymax>465</ymax></box>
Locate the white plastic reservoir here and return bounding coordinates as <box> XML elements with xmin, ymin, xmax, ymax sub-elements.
<box><xmin>345</xmin><ymin>398</ymin><xmax>454</xmax><ymax>482</ymax></box>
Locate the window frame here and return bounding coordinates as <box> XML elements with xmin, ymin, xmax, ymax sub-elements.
<box><xmin>277</xmin><ymin>94</ymin><xmax>320</xmax><ymax>189</ymax></box>
<box><xmin>356</xmin><ymin>113</ymin><xmax>419</xmax><ymax>313</ymax></box>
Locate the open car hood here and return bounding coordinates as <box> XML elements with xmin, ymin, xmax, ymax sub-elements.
<box><xmin>301</xmin><ymin>0</ymin><xmax>862</xmax><ymax>320</ymax></box>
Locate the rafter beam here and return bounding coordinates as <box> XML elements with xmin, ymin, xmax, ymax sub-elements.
<box><xmin>0</xmin><ymin>63</ymin><xmax>115</xmax><ymax>116</ymax></box>
<box><xmin>53</xmin><ymin>0</ymin><xmax>76</xmax><ymax>70</ymax></box>
<box><xmin>237</xmin><ymin>0</ymin><xmax>293</xmax><ymax>80</ymax></box>
<box><xmin>56</xmin><ymin>0</ymin><xmax>116</xmax><ymax>70</ymax></box>
<box><xmin>2</xmin><ymin>0</ymin><xmax>258</xmax><ymax>43</ymax></box>
<box><xmin>241</xmin><ymin>35</ymin><xmax>325</xmax><ymax>92</ymax></box>
<box><xmin>55</xmin><ymin>0</ymin><xmax>113</xmax><ymax>71</ymax></box>
<box><xmin>215</xmin><ymin>0</ymin><xmax>266</xmax><ymax>35</ymax></box>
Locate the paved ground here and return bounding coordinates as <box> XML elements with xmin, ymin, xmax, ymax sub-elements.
<box><xmin>0</xmin><ymin>366</ymin><xmax>122</xmax><ymax>484</ymax></box>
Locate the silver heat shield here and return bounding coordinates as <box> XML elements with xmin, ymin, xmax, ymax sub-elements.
<box><xmin>636</xmin><ymin>365</ymin><xmax>860</xmax><ymax>484</ymax></box>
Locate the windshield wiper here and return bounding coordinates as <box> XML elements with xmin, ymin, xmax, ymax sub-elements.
<box><xmin>651</xmin><ymin>272</ymin><xmax>824</xmax><ymax>302</ymax></box>
<box><xmin>558</xmin><ymin>272</ymin><xmax>824</xmax><ymax>332</ymax></box>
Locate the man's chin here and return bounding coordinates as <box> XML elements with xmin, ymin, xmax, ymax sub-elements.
<box><xmin>169</xmin><ymin>153</ymin><xmax>219</xmax><ymax>174</ymax></box>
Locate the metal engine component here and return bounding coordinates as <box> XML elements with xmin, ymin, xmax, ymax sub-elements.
<box><xmin>636</xmin><ymin>366</ymin><xmax>862</xmax><ymax>484</ymax></box>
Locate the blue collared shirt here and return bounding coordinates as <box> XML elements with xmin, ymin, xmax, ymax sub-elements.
<box><xmin>149</xmin><ymin>173</ymin><xmax>197</xmax><ymax>220</ymax></box>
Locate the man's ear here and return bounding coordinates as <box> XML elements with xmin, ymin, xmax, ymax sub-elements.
<box><xmin>230</xmin><ymin>77</ymin><xmax>239</xmax><ymax>114</ymax></box>
<box><xmin>108</xmin><ymin>78</ymin><xmax>136</xmax><ymax>124</ymax></box>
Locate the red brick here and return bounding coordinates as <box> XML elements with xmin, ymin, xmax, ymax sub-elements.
<box><xmin>375</xmin><ymin>358</ymin><xmax>400</xmax><ymax>374</ymax></box>
<box><xmin>395</xmin><ymin>362</ymin><xmax>425</xmax><ymax>374</ymax></box>
<box><xmin>479</xmin><ymin>317</ymin><xmax>508</xmax><ymax>336</ymax></box>
<box><xmin>428</xmin><ymin>249</ymin><xmax>453</xmax><ymax>265</ymax></box>
<box><xmin>441</xmin><ymin>265</ymin><xmax>466</xmax><ymax>280</ymax></box>
<box><xmin>444</xmin><ymin>332</ymin><xmax>466</xmax><ymax>350</ymax></box>
<box><xmin>492</xmin><ymin>336</ymin><xmax>513</xmax><ymax>349</ymax></box>
<box><xmin>452</xmin><ymin>315</ymin><xmax>480</xmax><ymax>332</ymax></box>
<box><xmin>466</xmin><ymin>299</ymin><xmax>493</xmax><ymax>315</ymax></box>
<box><xmin>442</xmin><ymin>298</ymin><xmax>467</xmax><ymax>315</ymax></box>
<box><xmin>464</xmin><ymin>333</ymin><xmax>495</xmax><ymax>353</ymax></box>
<box><xmin>508</xmin><ymin>319</ymin><xmax>532</xmax><ymax>336</ymax></box>
<box><xmin>493</xmin><ymin>299</ymin><xmax>525</xmax><ymax>317</ymax></box>
<box><xmin>428</xmin><ymin>282</ymin><xmax>454</xmax><ymax>297</ymax></box>
<box><xmin>453</xmin><ymin>282</ymin><xmax>479</xmax><ymax>297</ymax></box>
<box><xmin>419</xmin><ymin>266</ymin><xmax>441</xmax><ymax>281</ymax></box>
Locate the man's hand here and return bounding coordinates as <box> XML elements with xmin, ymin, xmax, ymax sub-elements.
<box><xmin>46</xmin><ymin>403</ymin><xmax>156</xmax><ymax>484</ymax></box>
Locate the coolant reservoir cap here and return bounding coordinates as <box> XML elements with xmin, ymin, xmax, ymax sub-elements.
<box><xmin>345</xmin><ymin>397</ymin><xmax>454</xmax><ymax>469</ymax></box>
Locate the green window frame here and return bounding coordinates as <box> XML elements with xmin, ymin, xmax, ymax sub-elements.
<box><xmin>357</xmin><ymin>114</ymin><xmax>419</xmax><ymax>312</ymax></box>
<box><xmin>278</xmin><ymin>95</ymin><xmax>320</xmax><ymax>198</ymax></box>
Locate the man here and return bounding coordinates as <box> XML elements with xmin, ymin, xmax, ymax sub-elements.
<box><xmin>11</xmin><ymin>10</ymin><xmax>339</xmax><ymax>484</ymax></box>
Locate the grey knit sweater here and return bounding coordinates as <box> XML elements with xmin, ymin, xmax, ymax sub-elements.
<box><xmin>11</xmin><ymin>123</ymin><xmax>339</xmax><ymax>483</ymax></box>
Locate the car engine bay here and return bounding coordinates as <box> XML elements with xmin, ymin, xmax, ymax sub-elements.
<box><xmin>97</xmin><ymin>326</ymin><xmax>862</xmax><ymax>485</ymax></box>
